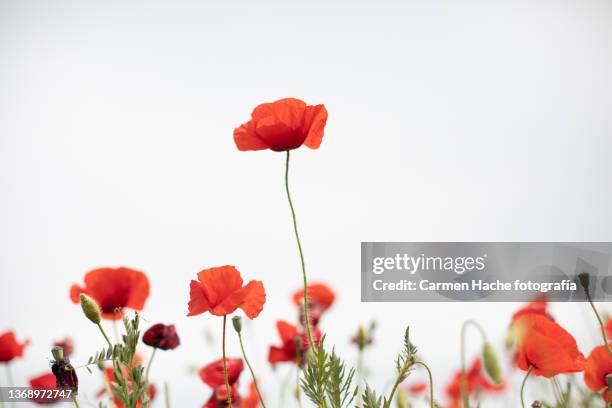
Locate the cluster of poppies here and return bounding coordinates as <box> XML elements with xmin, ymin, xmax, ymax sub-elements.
<box><xmin>2</xmin><ymin>99</ymin><xmax>612</xmax><ymax>408</ymax></box>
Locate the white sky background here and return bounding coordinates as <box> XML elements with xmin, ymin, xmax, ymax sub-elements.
<box><xmin>1</xmin><ymin>0</ymin><xmax>612</xmax><ymax>406</ymax></box>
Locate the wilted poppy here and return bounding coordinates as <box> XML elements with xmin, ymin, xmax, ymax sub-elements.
<box><xmin>233</xmin><ymin>98</ymin><xmax>328</xmax><ymax>152</ymax></box>
<box><xmin>188</xmin><ymin>265</ymin><xmax>266</xmax><ymax>319</ymax></box>
<box><xmin>199</xmin><ymin>358</ymin><xmax>244</xmax><ymax>407</ymax></box>
<box><xmin>53</xmin><ymin>337</ymin><xmax>74</xmax><ymax>358</ymax></box>
<box><xmin>51</xmin><ymin>357</ymin><xmax>78</xmax><ymax>392</ymax></box>
<box><xmin>513</xmin><ymin>314</ymin><xmax>585</xmax><ymax>377</ymax></box>
<box><xmin>29</xmin><ymin>373</ymin><xmax>58</xmax><ymax>404</ymax></box>
<box><xmin>70</xmin><ymin>267</ymin><xmax>150</xmax><ymax>320</ymax></box>
<box><xmin>584</xmin><ymin>345</ymin><xmax>612</xmax><ymax>402</ymax></box>
<box><xmin>268</xmin><ymin>320</ymin><xmax>321</xmax><ymax>367</ymax></box>
<box><xmin>0</xmin><ymin>331</ymin><xmax>29</xmax><ymax>363</ymax></box>
<box><xmin>143</xmin><ymin>324</ymin><xmax>180</xmax><ymax>350</ymax></box>
<box><xmin>445</xmin><ymin>358</ymin><xmax>505</xmax><ymax>400</ymax></box>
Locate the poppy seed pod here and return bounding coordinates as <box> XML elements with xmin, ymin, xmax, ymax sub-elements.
<box><xmin>79</xmin><ymin>293</ymin><xmax>101</xmax><ymax>324</ymax></box>
<box><xmin>482</xmin><ymin>342</ymin><xmax>503</xmax><ymax>384</ymax></box>
<box><xmin>578</xmin><ymin>272</ymin><xmax>591</xmax><ymax>292</ymax></box>
<box><xmin>232</xmin><ymin>316</ymin><xmax>242</xmax><ymax>334</ymax></box>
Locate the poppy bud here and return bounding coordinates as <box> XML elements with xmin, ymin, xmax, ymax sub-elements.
<box><xmin>232</xmin><ymin>316</ymin><xmax>242</xmax><ymax>333</ymax></box>
<box><xmin>482</xmin><ymin>342</ymin><xmax>503</xmax><ymax>385</ymax></box>
<box><xmin>578</xmin><ymin>272</ymin><xmax>591</xmax><ymax>292</ymax></box>
<box><xmin>79</xmin><ymin>293</ymin><xmax>101</xmax><ymax>324</ymax></box>
<box><xmin>142</xmin><ymin>323</ymin><xmax>180</xmax><ymax>350</ymax></box>
<box><xmin>51</xmin><ymin>349</ymin><xmax>78</xmax><ymax>393</ymax></box>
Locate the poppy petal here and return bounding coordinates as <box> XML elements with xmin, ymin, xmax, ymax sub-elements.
<box><xmin>303</xmin><ymin>104</ymin><xmax>328</xmax><ymax>149</ymax></box>
<box><xmin>268</xmin><ymin>346</ymin><xmax>292</xmax><ymax>364</ymax></box>
<box><xmin>233</xmin><ymin>121</ymin><xmax>268</xmax><ymax>151</ymax></box>
<box><xmin>238</xmin><ymin>280</ymin><xmax>266</xmax><ymax>319</ymax></box>
<box><xmin>188</xmin><ymin>280</ymin><xmax>211</xmax><ymax>316</ymax></box>
<box><xmin>277</xmin><ymin>321</ymin><xmax>298</xmax><ymax>343</ymax></box>
<box><xmin>197</xmin><ymin>266</ymin><xmax>244</xmax><ymax>308</ymax></box>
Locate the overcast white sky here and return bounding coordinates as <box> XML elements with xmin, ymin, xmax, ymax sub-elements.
<box><xmin>1</xmin><ymin>0</ymin><xmax>612</xmax><ymax>406</ymax></box>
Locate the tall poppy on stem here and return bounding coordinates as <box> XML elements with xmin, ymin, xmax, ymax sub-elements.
<box><xmin>199</xmin><ymin>358</ymin><xmax>245</xmax><ymax>408</ymax></box>
<box><xmin>188</xmin><ymin>265</ymin><xmax>266</xmax><ymax>408</ymax></box>
<box><xmin>233</xmin><ymin>97</ymin><xmax>328</xmax><ymax>352</ymax></box>
<box><xmin>584</xmin><ymin>344</ymin><xmax>612</xmax><ymax>403</ymax></box>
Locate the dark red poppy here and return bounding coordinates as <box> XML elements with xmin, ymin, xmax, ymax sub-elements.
<box><xmin>143</xmin><ymin>324</ymin><xmax>180</xmax><ymax>350</ymax></box>
<box><xmin>70</xmin><ymin>267</ymin><xmax>150</xmax><ymax>320</ymax></box>
<box><xmin>0</xmin><ymin>331</ymin><xmax>29</xmax><ymax>362</ymax></box>
<box><xmin>268</xmin><ymin>320</ymin><xmax>322</xmax><ymax>367</ymax></box>
<box><xmin>445</xmin><ymin>358</ymin><xmax>505</xmax><ymax>400</ymax></box>
<box><xmin>51</xmin><ymin>357</ymin><xmax>78</xmax><ymax>392</ymax></box>
<box><xmin>234</xmin><ymin>98</ymin><xmax>328</xmax><ymax>152</ymax></box>
<box><xmin>513</xmin><ymin>314</ymin><xmax>585</xmax><ymax>377</ymax></box>
<box><xmin>188</xmin><ymin>265</ymin><xmax>266</xmax><ymax>319</ymax></box>
<box><xmin>29</xmin><ymin>373</ymin><xmax>58</xmax><ymax>404</ymax></box>
<box><xmin>199</xmin><ymin>358</ymin><xmax>244</xmax><ymax>408</ymax></box>
<box><xmin>584</xmin><ymin>344</ymin><xmax>612</xmax><ymax>402</ymax></box>
<box><xmin>53</xmin><ymin>337</ymin><xmax>74</xmax><ymax>358</ymax></box>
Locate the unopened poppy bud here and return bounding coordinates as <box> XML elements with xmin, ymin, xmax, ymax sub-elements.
<box><xmin>482</xmin><ymin>342</ymin><xmax>503</xmax><ymax>384</ymax></box>
<box><xmin>531</xmin><ymin>401</ymin><xmax>542</xmax><ymax>408</ymax></box>
<box><xmin>578</xmin><ymin>272</ymin><xmax>591</xmax><ymax>292</ymax></box>
<box><xmin>232</xmin><ymin>316</ymin><xmax>242</xmax><ymax>333</ymax></box>
<box><xmin>79</xmin><ymin>293</ymin><xmax>102</xmax><ymax>324</ymax></box>
<box><xmin>51</xmin><ymin>346</ymin><xmax>63</xmax><ymax>362</ymax></box>
<box><xmin>606</xmin><ymin>373</ymin><xmax>612</xmax><ymax>389</ymax></box>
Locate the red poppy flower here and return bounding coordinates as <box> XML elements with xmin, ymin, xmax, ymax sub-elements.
<box><xmin>605</xmin><ymin>319</ymin><xmax>612</xmax><ymax>340</ymax></box>
<box><xmin>511</xmin><ymin>296</ymin><xmax>550</xmax><ymax>321</ymax></box>
<box><xmin>584</xmin><ymin>344</ymin><xmax>612</xmax><ymax>402</ymax></box>
<box><xmin>53</xmin><ymin>337</ymin><xmax>74</xmax><ymax>358</ymax></box>
<box><xmin>188</xmin><ymin>265</ymin><xmax>266</xmax><ymax>319</ymax></box>
<box><xmin>406</xmin><ymin>381</ymin><xmax>428</xmax><ymax>395</ymax></box>
<box><xmin>268</xmin><ymin>320</ymin><xmax>322</xmax><ymax>367</ymax></box>
<box><xmin>0</xmin><ymin>331</ymin><xmax>29</xmax><ymax>363</ymax></box>
<box><xmin>29</xmin><ymin>373</ymin><xmax>57</xmax><ymax>404</ymax></box>
<box><xmin>234</xmin><ymin>98</ymin><xmax>328</xmax><ymax>152</ymax></box>
<box><xmin>70</xmin><ymin>267</ymin><xmax>150</xmax><ymax>320</ymax></box>
<box><xmin>242</xmin><ymin>382</ymin><xmax>261</xmax><ymax>408</ymax></box>
<box><xmin>513</xmin><ymin>314</ymin><xmax>585</xmax><ymax>377</ymax></box>
<box><xmin>143</xmin><ymin>324</ymin><xmax>180</xmax><ymax>350</ymax></box>
<box><xmin>445</xmin><ymin>358</ymin><xmax>505</xmax><ymax>400</ymax></box>
<box><xmin>292</xmin><ymin>283</ymin><xmax>336</xmax><ymax>311</ymax></box>
<box><xmin>199</xmin><ymin>359</ymin><xmax>244</xmax><ymax>408</ymax></box>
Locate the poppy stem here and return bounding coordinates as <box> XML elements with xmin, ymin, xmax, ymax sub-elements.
<box><xmin>295</xmin><ymin>366</ymin><xmax>303</xmax><ymax>408</ymax></box>
<box><xmin>520</xmin><ymin>366</ymin><xmax>533</xmax><ymax>408</ymax></box>
<box><xmin>97</xmin><ymin>323</ymin><xmax>113</xmax><ymax>348</ymax></box>
<box><xmin>145</xmin><ymin>347</ymin><xmax>157</xmax><ymax>384</ymax></box>
<box><xmin>460</xmin><ymin>320</ymin><xmax>487</xmax><ymax>408</ymax></box>
<box><xmin>284</xmin><ymin>150</ymin><xmax>316</xmax><ymax>350</ymax></box>
<box><xmin>72</xmin><ymin>396</ymin><xmax>80</xmax><ymax>408</ymax></box>
<box><xmin>414</xmin><ymin>361</ymin><xmax>435</xmax><ymax>408</ymax></box>
<box><xmin>584</xmin><ymin>288</ymin><xmax>612</xmax><ymax>356</ymax></box>
<box><xmin>236</xmin><ymin>330</ymin><xmax>268</xmax><ymax>408</ymax></box>
<box><xmin>222</xmin><ymin>316</ymin><xmax>233</xmax><ymax>408</ymax></box>
<box><xmin>5</xmin><ymin>364</ymin><xmax>14</xmax><ymax>408</ymax></box>
<box><xmin>164</xmin><ymin>382</ymin><xmax>171</xmax><ymax>408</ymax></box>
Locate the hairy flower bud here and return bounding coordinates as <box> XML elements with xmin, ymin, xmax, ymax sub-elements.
<box><xmin>51</xmin><ymin>346</ymin><xmax>64</xmax><ymax>361</ymax></box>
<box><xmin>578</xmin><ymin>272</ymin><xmax>591</xmax><ymax>293</ymax></box>
<box><xmin>482</xmin><ymin>342</ymin><xmax>503</xmax><ymax>385</ymax></box>
<box><xmin>232</xmin><ymin>316</ymin><xmax>242</xmax><ymax>334</ymax></box>
<box><xmin>79</xmin><ymin>293</ymin><xmax>101</xmax><ymax>324</ymax></box>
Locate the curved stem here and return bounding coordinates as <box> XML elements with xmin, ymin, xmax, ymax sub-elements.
<box><xmin>222</xmin><ymin>316</ymin><xmax>233</xmax><ymax>408</ymax></box>
<box><xmin>284</xmin><ymin>150</ymin><xmax>315</xmax><ymax>350</ymax></box>
<box><xmin>460</xmin><ymin>320</ymin><xmax>487</xmax><ymax>408</ymax></box>
<box><xmin>97</xmin><ymin>323</ymin><xmax>113</xmax><ymax>348</ymax></box>
<box><xmin>585</xmin><ymin>291</ymin><xmax>612</xmax><ymax>356</ymax></box>
<box><xmin>237</xmin><ymin>332</ymin><xmax>267</xmax><ymax>408</ymax></box>
<box><xmin>144</xmin><ymin>348</ymin><xmax>157</xmax><ymax>384</ymax></box>
<box><xmin>520</xmin><ymin>366</ymin><xmax>533</xmax><ymax>408</ymax></box>
<box><xmin>414</xmin><ymin>361</ymin><xmax>435</xmax><ymax>408</ymax></box>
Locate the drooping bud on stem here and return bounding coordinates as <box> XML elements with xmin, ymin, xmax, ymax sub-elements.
<box><xmin>51</xmin><ymin>346</ymin><xmax>64</xmax><ymax>362</ymax></box>
<box><xmin>232</xmin><ymin>316</ymin><xmax>242</xmax><ymax>334</ymax></box>
<box><xmin>578</xmin><ymin>272</ymin><xmax>591</xmax><ymax>293</ymax></box>
<box><xmin>79</xmin><ymin>293</ymin><xmax>101</xmax><ymax>324</ymax></box>
<box><xmin>482</xmin><ymin>342</ymin><xmax>503</xmax><ymax>385</ymax></box>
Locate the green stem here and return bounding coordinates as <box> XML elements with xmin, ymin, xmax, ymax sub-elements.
<box><xmin>284</xmin><ymin>150</ymin><xmax>315</xmax><ymax>350</ymax></box>
<box><xmin>145</xmin><ymin>348</ymin><xmax>157</xmax><ymax>384</ymax></box>
<box><xmin>72</xmin><ymin>397</ymin><xmax>81</xmax><ymax>408</ymax></box>
<box><xmin>164</xmin><ymin>382</ymin><xmax>170</xmax><ymax>408</ymax></box>
<box><xmin>385</xmin><ymin>361</ymin><xmax>410</xmax><ymax>408</ymax></box>
<box><xmin>97</xmin><ymin>323</ymin><xmax>113</xmax><ymax>348</ymax></box>
<box><xmin>295</xmin><ymin>366</ymin><xmax>303</xmax><ymax>408</ymax></box>
<box><xmin>222</xmin><ymin>316</ymin><xmax>233</xmax><ymax>408</ymax></box>
<box><xmin>520</xmin><ymin>366</ymin><xmax>533</xmax><ymax>408</ymax></box>
<box><xmin>237</xmin><ymin>331</ymin><xmax>267</xmax><ymax>408</ymax></box>
<box><xmin>585</xmin><ymin>291</ymin><xmax>612</xmax><ymax>356</ymax></box>
<box><xmin>460</xmin><ymin>320</ymin><xmax>487</xmax><ymax>408</ymax></box>
<box><xmin>5</xmin><ymin>364</ymin><xmax>14</xmax><ymax>408</ymax></box>
<box><xmin>414</xmin><ymin>361</ymin><xmax>435</xmax><ymax>408</ymax></box>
